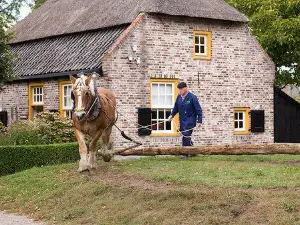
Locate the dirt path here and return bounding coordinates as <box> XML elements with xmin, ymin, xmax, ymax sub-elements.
<box><xmin>0</xmin><ymin>211</ymin><xmax>44</xmax><ymax>225</ymax></box>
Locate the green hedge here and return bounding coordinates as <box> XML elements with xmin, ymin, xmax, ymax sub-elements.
<box><xmin>0</xmin><ymin>143</ymin><xmax>79</xmax><ymax>176</ymax></box>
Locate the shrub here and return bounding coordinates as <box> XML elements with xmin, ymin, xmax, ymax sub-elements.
<box><xmin>3</xmin><ymin>119</ymin><xmax>52</xmax><ymax>146</ymax></box>
<box><xmin>0</xmin><ymin>111</ymin><xmax>76</xmax><ymax>146</ymax></box>
<box><xmin>0</xmin><ymin>122</ymin><xmax>7</xmax><ymax>134</ymax></box>
<box><xmin>36</xmin><ymin>111</ymin><xmax>76</xmax><ymax>143</ymax></box>
<box><xmin>0</xmin><ymin>142</ymin><xmax>79</xmax><ymax>176</ymax></box>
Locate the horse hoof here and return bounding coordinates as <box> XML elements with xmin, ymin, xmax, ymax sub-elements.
<box><xmin>78</xmin><ymin>164</ymin><xmax>89</xmax><ymax>173</ymax></box>
<box><xmin>78</xmin><ymin>167</ymin><xmax>89</xmax><ymax>173</ymax></box>
<box><xmin>88</xmin><ymin>164</ymin><xmax>98</xmax><ymax>170</ymax></box>
<box><xmin>102</xmin><ymin>154</ymin><xmax>112</xmax><ymax>162</ymax></box>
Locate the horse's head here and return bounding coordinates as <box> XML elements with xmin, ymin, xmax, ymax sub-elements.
<box><xmin>70</xmin><ymin>74</ymin><xmax>96</xmax><ymax>120</ymax></box>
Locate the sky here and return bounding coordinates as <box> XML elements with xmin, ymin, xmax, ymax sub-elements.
<box><xmin>18</xmin><ymin>1</ymin><xmax>32</xmax><ymax>21</ymax></box>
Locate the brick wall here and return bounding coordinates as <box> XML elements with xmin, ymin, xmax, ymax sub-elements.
<box><xmin>0</xmin><ymin>81</ymin><xmax>28</xmax><ymax>124</ymax></box>
<box><xmin>102</xmin><ymin>13</ymin><xmax>275</xmax><ymax>149</ymax></box>
<box><xmin>1</xmin><ymin>13</ymin><xmax>275</xmax><ymax>149</ymax></box>
<box><xmin>0</xmin><ymin>76</ymin><xmax>111</xmax><ymax>125</ymax></box>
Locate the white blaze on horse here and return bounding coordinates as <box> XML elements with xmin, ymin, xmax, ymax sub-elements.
<box><xmin>70</xmin><ymin>73</ymin><xmax>116</xmax><ymax>172</ymax></box>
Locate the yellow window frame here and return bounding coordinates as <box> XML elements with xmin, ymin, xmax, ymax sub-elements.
<box><xmin>233</xmin><ymin>107</ymin><xmax>250</xmax><ymax>135</ymax></box>
<box><xmin>193</xmin><ymin>31</ymin><xmax>212</xmax><ymax>59</ymax></box>
<box><xmin>150</xmin><ymin>79</ymin><xmax>180</xmax><ymax>137</ymax></box>
<box><xmin>28</xmin><ymin>83</ymin><xmax>44</xmax><ymax>120</ymax></box>
<box><xmin>59</xmin><ymin>80</ymin><xmax>72</xmax><ymax>117</ymax></box>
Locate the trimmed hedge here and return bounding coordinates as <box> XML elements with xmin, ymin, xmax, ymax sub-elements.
<box><xmin>0</xmin><ymin>143</ymin><xmax>79</xmax><ymax>176</ymax></box>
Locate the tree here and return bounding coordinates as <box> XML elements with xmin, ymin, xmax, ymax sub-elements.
<box><xmin>29</xmin><ymin>0</ymin><xmax>46</xmax><ymax>9</ymax></box>
<box><xmin>0</xmin><ymin>0</ymin><xmax>25</xmax><ymax>87</ymax></box>
<box><xmin>226</xmin><ymin>0</ymin><xmax>300</xmax><ymax>88</ymax></box>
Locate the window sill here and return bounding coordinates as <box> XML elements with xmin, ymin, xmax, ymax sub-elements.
<box><xmin>151</xmin><ymin>133</ymin><xmax>180</xmax><ymax>137</ymax></box>
<box><xmin>193</xmin><ymin>55</ymin><xmax>212</xmax><ymax>60</ymax></box>
<box><xmin>233</xmin><ymin>131</ymin><xmax>250</xmax><ymax>135</ymax></box>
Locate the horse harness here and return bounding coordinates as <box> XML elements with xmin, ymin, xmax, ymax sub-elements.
<box><xmin>71</xmin><ymin>78</ymin><xmax>101</xmax><ymax>122</ymax></box>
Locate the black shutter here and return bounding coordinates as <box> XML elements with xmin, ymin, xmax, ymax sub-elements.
<box><xmin>138</xmin><ymin>108</ymin><xmax>152</xmax><ymax>136</ymax></box>
<box><xmin>0</xmin><ymin>111</ymin><xmax>8</xmax><ymax>126</ymax></box>
<box><xmin>251</xmin><ymin>110</ymin><xmax>265</xmax><ymax>133</ymax></box>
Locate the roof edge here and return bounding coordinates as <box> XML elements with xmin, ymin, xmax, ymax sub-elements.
<box><xmin>8</xmin><ymin>24</ymin><xmax>130</xmax><ymax>45</ymax></box>
<box><xmin>103</xmin><ymin>12</ymin><xmax>146</xmax><ymax>58</ymax></box>
<box><xmin>275</xmin><ymin>86</ymin><xmax>300</xmax><ymax>109</ymax></box>
<box><xmin>15</xmin><ymin>68</ymin><xmax>102</xmax><ymax>81</ymax></box>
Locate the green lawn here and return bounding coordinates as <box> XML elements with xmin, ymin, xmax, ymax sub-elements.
<box><xmin>1</xmin><ymin>155</ymin><xmax>300</xmax><ymax>225</ymax></box>
<box><xmin>117</xmin><ymin>155</ymin><xmax>300</xmax><ymax>188</ymax></box>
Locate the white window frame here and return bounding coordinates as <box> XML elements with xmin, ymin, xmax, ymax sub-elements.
<box><xmin>234</xmin><ymin>111</ymin><xmax>246</xmax><ymax>132</ymax></box>
<box><xmin>62</xmin><ymin>84</ymin><xmax>73</xmax><ymax>118</ymax></box>
<box><xmin>62</xmin><ymin>84</ymin><xmax>73</xmax><ymax>110</ymax></box>
<box><xmin>195</xmin><ymin>34</ymin><xmax>207</xmax><ymax>56</ymax></box>
<box><xmin>151</xmin><ymin>82</ymin><xmax>175</xmax><ymax>134</ymax></box>
<box><xmin>32</xmin><ymin>87</ymin><xmax>43</xmax><ymax>105</ymax></box>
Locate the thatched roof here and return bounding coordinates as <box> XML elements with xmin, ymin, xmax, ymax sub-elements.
<box><xmin>10</xmin><ymin>26</ymin><xmax>127</xmax><ymax>79</ymax></box>
<box><xmin>9</xmin><ymin>0</ymin><xmax>248</xmax><ymax>44</ymax></box>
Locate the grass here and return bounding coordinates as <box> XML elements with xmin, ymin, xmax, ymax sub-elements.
<box><xmin>0</xmin><ymin>155</ymin><xmax>300</xmax><ymax>224</ymax></box>
<box><xmin>116</xmin><ymin>155</ymin><xmax>300</xmax><ymax>188</ymax></box>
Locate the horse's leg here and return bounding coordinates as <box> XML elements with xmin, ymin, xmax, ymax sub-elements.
<box><xmin>88</xmin><ymin>131</ymin><xmax>102</xmax><ymax>170</ymax></box>
<box><xmin>75</xmin><ymin>129</ymin><xmax>88</xmax><ymax>172</ymax></box>
<box><xmin>101</xmin><ymin>126</ymin><xmax>113</xmax><ymax>155</ymax></box>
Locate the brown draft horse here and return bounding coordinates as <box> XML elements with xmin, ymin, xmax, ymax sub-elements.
<box><xmin>70</xmin><ymin>73</ymin><xmax>116</xmax><ymax>172</ymax></box>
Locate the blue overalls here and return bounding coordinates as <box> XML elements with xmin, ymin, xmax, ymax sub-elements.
<box><xmin>171</xmin><ymin>92</ymin><xmax>203</xmax><ymax>146</ymax></box>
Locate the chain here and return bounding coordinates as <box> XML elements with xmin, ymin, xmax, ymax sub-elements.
<box><xmin>98</xmin><ymin>94</ymin><xmax>197</xmax><ymax>138</ymax></box>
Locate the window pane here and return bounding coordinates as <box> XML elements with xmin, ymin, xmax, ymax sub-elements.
<box><xmin>200</xmin><ymin>46</ymin><xmax>205</xmax><ymax>53</ymax></box>
<box><xmin>195</xmin><ymin>35</ymin><xmax>199</xmax><ymax>44</ymax></box>
<box><xmin>166</xmin><ymin>110</ymin><xmax>171</xmax><ymax>118</ymax></box>
<box><xmin>239</xmin><ymin>112</ymin><xmax>244</xmax><ymax>120</ymax></box>
<box><xmin>239</xmin><ymin>121</ymin><xmax>244</xmax><ymax>129</ymax></box>
<box><xmin>195</xmin><ymin>45</ymin><xmax>200</xmax><ymax>54</ymax></box>
<box><xmin>200</xmin><ymin>36</ymin><xmax>205</xmax><ymax>44</ymax></box>
<box><xmin>166</xmin><ymin>84</ymin><xmax>172</xmax><ymax>95</ymax></box>
<box><xmin>158</xmin><ymin>110</ymin><xmax>164</xmax><ymax>119</ymax></box>
<box><xmin>166</xmin><ymin>121</ymin><xmax>172</xmax><ymax>130</ymax></box>
<box><xmin>234</xmin><ymin>113</ymin><xmax>238</xmax><ymax>120</ymax></box>
<box><xmin>152</xmin><ymin>110</ymin><xmax>157</xmax><ymax>120</ymax></box>
<box><xmin>166</xmin><ymin>95</ymin><xmax>172</xmax><ymax>106</ymax></box>
<box><xmin>152</xmin><ymin>84</ymin><xmax>158</xmax><ymax>95</ymax></box>
<box><xmin>158</xmin><ymin>121</ymin><xmax>165</xmax><ymax>130</ymax></box>
<box><xmin>152</xmin><ymin>95</ymin><xmax>158</xmax><ymax>106</ymax></box>
<box><xmin>159</xmin><ymin>84</ymin><xmax>166</xmax><ymax>95</ymax></box>
<box><xmin>235</xmin><ymin>121</ymin><xmax>239</xmax><ymax>129</ymax></box>
<box><xmin>159</xmin><ymin>95</ymin><xmax>165</xmax><ymax>105</ymax></box>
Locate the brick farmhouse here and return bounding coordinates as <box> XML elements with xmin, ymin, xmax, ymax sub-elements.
<box><xmin>0</xmin><ymin>0</ymin><xmax>276</xmax><ymax>148</ymax></box>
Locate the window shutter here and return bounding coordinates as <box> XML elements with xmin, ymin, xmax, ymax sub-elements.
<box><xmin>0</xmin><ymin>111</ymin><xmax>8</xmax><ymax>126</ymax></box>
<box><xmin>138</xmin><ymin>108</ymin><xmax>152</xmax><ymax>136</ymax></box>
<box><xmin>251</xmin><ymin>110</ymin><xmax>265</xmax><ymax>133</ymax></box>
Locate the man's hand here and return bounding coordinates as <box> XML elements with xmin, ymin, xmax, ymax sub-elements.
<box><xmin>196</xmin><ymin>123</ymin><xmax>202</xmax><ymax>128</ymax></box>
<box><xmin>168</xmin><ymin>115</ymin><xmax>173</xmax><ymax>122</ymax></box>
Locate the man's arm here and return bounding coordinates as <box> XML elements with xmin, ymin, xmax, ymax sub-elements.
<box><xmin>193</xmin><ymin>95</ymin><xmax>203</xmax><ymax>123</ymax></box>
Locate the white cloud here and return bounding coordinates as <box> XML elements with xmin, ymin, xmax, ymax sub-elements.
<box><xmin>19</xmin><ymin>4</ymin><xmax>32</xmax><ymax>20</ymax></box>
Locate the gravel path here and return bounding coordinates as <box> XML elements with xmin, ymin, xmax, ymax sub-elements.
<box><xmin>0</xmin><ymin>211</ymin><xmax>44</xmax><ymax>225</ymax></box>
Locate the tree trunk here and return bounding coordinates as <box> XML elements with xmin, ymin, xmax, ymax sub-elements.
<box><xmin>118</xmin><ymin>144</ymin><xmax>300</xmax><ymax>156</ymax></box>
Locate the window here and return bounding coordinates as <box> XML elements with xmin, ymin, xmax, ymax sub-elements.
<box><xmin>150</xmin><ymin>79</ymin><xmax>179</xmax><ymax>136</ymax></box>
<box><xmin>29</xmin><ymin>83</ymin><xmax>44</xmax><ymax>120</ymax></box>
<box><xmin>233</xmin><ymin>108</ymin><xmax>250</xmax><ymax>134</ymax></box>
<box><xmin>32</xmin><ymin>87</ymin><xmax>43</xmax><ymax>104</ymax></box>
<box><xmin>59</xmin><ymin>81</ymin><xmax>73</xmax><ymax>118</ymax></box>
<box><xmin>194</xmin><ymin>31</ymin><xmax>212</xmax><ymax>59</ymax></box>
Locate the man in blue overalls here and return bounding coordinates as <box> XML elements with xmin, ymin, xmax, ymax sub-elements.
<box><xmin>168</xmin><ymin>82</ymin><xmax>203</xmax><ymax>155</ymax></box>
